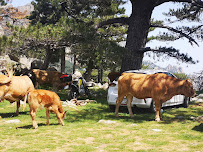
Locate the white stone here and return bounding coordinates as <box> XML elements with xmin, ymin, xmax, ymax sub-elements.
<box><xmin>152</xmin><ymin>129</ymin><xmax>162</xmax><ymax>132</ymax></box>
<box><xmin>98</xmin><ymin>119</ymin><xmax>117</xmax><ymax>124</ymax></box>
<box><xmin>5</xmin><ymin>119</ymin><xmax>21</xmax><ymax>123</ymax></box>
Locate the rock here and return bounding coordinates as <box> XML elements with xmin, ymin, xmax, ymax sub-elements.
<box><xmin>152</xmin><ymin>129</ymin><xmax>162</xmax><ymax>132</ymax></box>
<box><xmin>98</xmin><ymin>119</ymin><xmax>117</xmax><ymax>124</ymax></box>
<box><xmin>197</xmin><ymin>99</ymin><xmax>203</xmax><ymax>103</ymax></box>
<box><xmin>5</xmin><ymin>119</ymin><xmax>21</xmax><ymax>123</ymax></box>
<box><xmin>195</xmin><ymin>116</ymin><xmax>203</xmax><ymax>122</ymax></box>
<box><xmin>131</xmin><ymin>123</ymin><xmax>138</xmax><ymax>126</ymax></box>
<box><xmin>97</xmin><ymin>83</ymin><xmax>102</xmax><ymax>88</ymax></box>
<box><xmin>198</xmin><ymin>94</ymin><xmax>203</xmax><ymax>98</ymax></box>
<box><xmin>191</xmin><ymin>97</ymin><xmax>198</xmax><ymax>101</ymax></box>
<box><xmin>102</xmin><ymin>83</ymin><xmax>109</xmax><ymax>90</ymax></box>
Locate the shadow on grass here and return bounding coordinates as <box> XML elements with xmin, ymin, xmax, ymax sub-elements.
<box><xmin>65</xmin><ymin>104</ymin><xmax>155</xmax><ymax>124</ymax></box>
<box><xmin>0</xmin><ymin>112</ymin><xmax>27</xmax><ymax>118</ymax></box>
<box><xmin>192</xmin><ymin>123</ymin><xmax>203</xmax><ymax>132</ymax></box>
<box><xmin>16</xmin><ymin>123</ymin><xmax>62</xmax><ymax>129</ymax></box>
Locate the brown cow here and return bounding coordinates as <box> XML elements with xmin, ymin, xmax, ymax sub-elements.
<box><xmin>32</xmin><ymin>69</ymin><xmax>65</xmax><ymax>91</ymax></box>
<box><xmin>115</xmin><ymin>73</ymin><xmax>195</xmax><ymax>121</ymax></box>
<box><xmin>108</xmin><ymin>72</ymin><xmax>120</xmax><ymax>83</ymax></box>
<box><xmin>27</xmin><ymin>89</ymin><xmax>67</xmax><ymax>129</ymax></box>
<box><xmin>0</xmin><ymin>69</ymin><xmax>35</xmax><ymax>115</ymax></box>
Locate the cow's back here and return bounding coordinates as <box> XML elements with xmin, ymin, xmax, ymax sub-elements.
<box><xmin>118</xmin><ymin>73</ymin><xmax>175</xmax><ymax>99</ymax></box>
<box><xmin>32</xmin><ymin>69</ymin><xmax>63</xmax><ymax>84</ymax></box>
<box><xmin>29</xmin><ymin>89</ymin><xmax>61</xmax><ymax>106</ymax></box>
<box><xmin>118</xmin><ymin>73</ymin><xmax>149</xmax><ymax>98</ymax></box>
<box><xmin>5</xmin><ymin>76</ymin><xmax>35</xmax><ymax>101</ymax></box>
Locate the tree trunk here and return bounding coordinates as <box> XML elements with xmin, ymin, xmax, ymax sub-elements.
<box><xmin>40</xmin><ymin>46</ymin><xmax>53</xmax><ymax>70</ymax></box>
<box><xmin>98</xmin><ymin>65</ymin><xmax>103</xmax><ymax>84</ymax></box>
<box><xmin>72</xmin><ymin>54</ymin><xmax>76</xmax><ymax>74</ymax></box>
<box><xmin>121</xmin><ymin>0</ymin><xmax>155</xmax><ymax>72</ymax></box>
<box><xmin>84</xmin><ymin>59</ymin><xmax>94</xmax><ymax>82</ymax></box>
<box><xmin>61</xmin><ymin>49</ymin><xmax>65</xmax><ymax>73</ymax></box>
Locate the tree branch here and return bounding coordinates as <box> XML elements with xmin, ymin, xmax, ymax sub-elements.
<box><xmin>95</xmin><ymin>17</ymin><xmax>129</xmax><ymax>29</ymax></box>
<box><xmin>139</xmin><ymin>46</ymin><xmax>197</xmax><ymax>64</ymax></box>
<box><xmin>150</xmin><ymin>24</ymin><xmax>199</xmax><ymax>46</ymax></box>
<box><xmin>158</xmin><ymin>0</ymin><xmax>203</xmax><ymax>7</ymax></box>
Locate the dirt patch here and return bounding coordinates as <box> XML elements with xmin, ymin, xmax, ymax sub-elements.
<box><xmin>77</xmin><ymin>137</ymin><xmax>95</xmax><ymax>144</ymax></box>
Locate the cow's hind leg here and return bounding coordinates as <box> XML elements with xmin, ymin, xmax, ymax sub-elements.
<box><xmin>16</xmin><ymin>101</ymin><xmax>20</xmax><ymax>115</ymax></box>
<box><xmin>46</xmin><ymin>109</ymin><xmax>50</xmax><ymax>126</ymax></box>
<box><xmin>30</xmin><ymin>108</ymin><xmax>38</xmax><ymax>129</ymax></box>
<box><xmin>115</xmin><ymin>95</ymin><xmax>125</xmax><ymax>117</ymax></box>
<box><xmin>126</xmin><ymin>94</ymin><xmax>133</xmax><ymax>118</ymax></box>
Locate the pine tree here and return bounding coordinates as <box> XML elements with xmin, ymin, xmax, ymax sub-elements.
<box><xmin>62</xmin><ymin>0</ymin><xmax>203</xmax><ymax>72</ymax></box>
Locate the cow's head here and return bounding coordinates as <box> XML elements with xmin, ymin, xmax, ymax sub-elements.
<box><xmin>0</xmin><ymin>69</ymin><xmax>13</xmax><ymax>84</ymax></box>
<box><xmin>0</xmin><ymin>69</ymin><xmax>13</xmax><ymax>98</ymax></box>
<box><xmin>183</xmin><ymin>79</ymin><xmax>196</xmax><ymax>97</ymax></box>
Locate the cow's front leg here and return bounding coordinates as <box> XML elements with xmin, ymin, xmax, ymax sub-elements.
<box><xmin>154</xmin><ymin>100</ymin><xmax>162</xmax><ymax>122</ymax></box>
<box><xmin>16</xmin><ymin>101</ymin><xmax>20</xmax><ymax>115</ymax></box>
<box><xmin>46</xmin><ymin>109</ymin><xmax>50</xmax><ymax>126</ymax></box>
<box><xmin>126</xmin><ymin>95</ymin><xmax>133</xmax><ymax>118</ymax></box>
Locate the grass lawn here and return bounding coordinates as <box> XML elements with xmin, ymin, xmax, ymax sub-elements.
<box><xmin>0</xmin><ymin>89</ymin><xmax>202</xmax><ymax>152</ymax></box>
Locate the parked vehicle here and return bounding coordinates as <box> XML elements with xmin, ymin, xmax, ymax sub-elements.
<box><xmin>107</xmin><ymin>69</ymin><xmax>190</xmax><ymax>112</ymax></box>
<box><xmin>60</xmin><ymin>74</ymin><xmax>91</xmax><ymax>99</ymax></box>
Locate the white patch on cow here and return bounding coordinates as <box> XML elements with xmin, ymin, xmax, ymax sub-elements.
<box><xmin>48</xmin><ymin>106</ymin><xmax>53</xmax><ymax>111</ymax></box>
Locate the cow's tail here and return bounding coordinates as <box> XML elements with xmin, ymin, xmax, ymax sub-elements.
<box><xmin>23</xmin><ymin>91</ymin><xmax>30</xmax><ymax>112</ymax></box>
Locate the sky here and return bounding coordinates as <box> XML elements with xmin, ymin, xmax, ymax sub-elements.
<box><xmin>10</xmin><ymin>0</ymin><xmax>203</xmax><ymax>74</ymax></box>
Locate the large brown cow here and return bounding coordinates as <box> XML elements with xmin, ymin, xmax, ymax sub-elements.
<box><xmin>0</xmin><ymin>69</ymin><xmax>35</xmax><ymax>115</ymax></box>
<box><xmin>27</xmin><ymin>89</ymin><xmax>67</xmax><ymax>129</ymax></box>
<box><xmin>32</xmin><ymin>69</ymin><xmax>65</xmax><ymax>91</ymax></box>
<box><xmin>115</xmin><ymin>73</ymin><xmax>195</xmax><ymax>121</ymax></box>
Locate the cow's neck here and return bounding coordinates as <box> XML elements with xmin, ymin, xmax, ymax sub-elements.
<box><xmin>169</xmin><ymin>80</ymin><xmax>185</xmax><ymax>96</ymax></box>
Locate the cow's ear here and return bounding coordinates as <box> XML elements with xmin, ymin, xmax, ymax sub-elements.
<box><xmin>63</xmin><ymin>111</ymin><xmax>67</xmax><ymax>118</ymax></box>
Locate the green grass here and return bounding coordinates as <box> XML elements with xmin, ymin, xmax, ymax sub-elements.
<box><xmin>0</xmin><ymin>89</ymin><xmax>202</xmax><ymax>152</ymax></box>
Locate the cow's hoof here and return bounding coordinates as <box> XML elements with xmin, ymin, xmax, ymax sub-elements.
<box><xmin>155</xmin><ymin>118</ymin><xmax>161</xmax><ymax>122</ymax></box>
<box><xmin>130</xmin><ymin>115</ymin><xmax>134</xmax><ymax>118</ymax></box>
<box><xmin>33</xmin><ymin>125</ymin><xmax>38</xmax><ymax>129</ymax></box>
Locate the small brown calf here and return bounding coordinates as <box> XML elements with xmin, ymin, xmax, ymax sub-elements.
<box><xmin>27</xmin><ymin>90</ymin><xmax>66</xmax><ymax>129</ymax></box>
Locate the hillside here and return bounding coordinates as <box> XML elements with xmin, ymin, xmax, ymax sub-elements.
<box><xmin>0</xmin><ymin>4</ymin><xmax>33</xmax><ymax>36</ymax></box>
<box><xmin>143</xmin><ymin>60</ymin><xmax>184</xmax><ymax>73</ymax></box>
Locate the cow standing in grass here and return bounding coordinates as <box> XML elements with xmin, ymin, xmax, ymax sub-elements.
<box><xmin>26</xmin><ymin>89</ymin><xmax>67</xmax><ymax>129</ymax></box>
<box><xmin>115</xmin><ymin>73</ymin><xmax>196</xmax><ymax>121</ymax></box>
<box><xmin>0</xmin><ymin>69</ymin><xmax>35</xmax><ymax>115</ymax></box>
